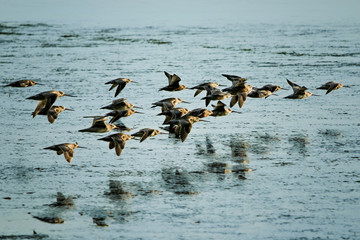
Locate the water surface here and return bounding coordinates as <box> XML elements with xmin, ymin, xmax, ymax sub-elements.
<box><xmin>0</xmin><ymin>7</ymin><xmax>360</xmax><ymax>240</ymax></box>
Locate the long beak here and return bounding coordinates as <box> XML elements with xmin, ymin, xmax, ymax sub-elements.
<box><xmin>218</xmin><ymin>84</ymin><xmax>227</xmax><ymax>87</ymax></box>
<box><xmin>65</xmin><ymin>108</ymin><xmax>74</xmax><ymax>111</ymax></box>
<box><xmin>232</xmin><ymin>110</ymin><xmax>242</xmax><ymax>114</ymax></box>
<box><xmin>135</xmin><ymin>111</ymin><xmax>144</xmax><ymax>114</ymax></box>
<box><xmin>133</xmin><ymin>106</ymin><xmax>143</xmax><ymax>109</ymax></box>
<box><xmin>64</xmin><ymin>94</ymin><xmax>76</xmax><ymax>97</ymax></box>
<box><xmin>131</xmin><ymin>81</ymin><xmax>138</xmax><ymax>83</ymax></box>
<box><xmin>343</xmin><ymin>85</ymin><xmax>350</xmax><ymax>88</ymax></box>
<box><xmin>36</xmin><ymin>83</ymin><xmax>44</xmax><ymax>85</ymax></box>
<box><xmin>77</xmin><ymin>146</ymin><xmax>87</xmax><ymax>149</ymax></box>
<box><xmin>182</xmin><ymin>101</ymin><xmax>191</xmax><ymax>104</ymax></box>
<box><xmin>312</xmin><ymin>94</ymin><xmax>320</xmax><ymax>96</ymax></box>
<box><xmin>199</xmin><ymin>119</ymin><xmax>210</xmax><ymax>122</ymax></box>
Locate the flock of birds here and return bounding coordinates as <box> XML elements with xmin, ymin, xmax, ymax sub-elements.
<box><xmin>4</xmin><ymin>72</ymin><xmax>345</xmax><ymax>162</ymax></box>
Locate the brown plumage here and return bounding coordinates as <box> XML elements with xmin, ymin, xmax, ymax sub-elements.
<box><xmin>210</xmin><ymin>101</ymin><xmax>240</xmax><ymax>117</ymax></box>
<box><xmin>169</xmin><ymin>116</ymin><xmax>206</xmax><ymax>142</ymax></box>
<box><xmin>105</xmin><ymin>78</ymin><xmax>137</xmax><ymax>97</ymax></box>
<box><xmin>189</xmin><ymin>82</ymin><xmax>221</xmax><ymax>97</ymax></box>
<box><xmin>317</xmin><ymin>81</ymin><xmax>344</xmax><ymax>94</ymax></box>
<box><xmin>284</xmin><ymin>79</ymin><xmax>312</xmax><ymax>99</ymax></box>
<box><xmin>44</xmin><ymin>142</ymin><xmax>80</xmax><ymax>163</ymax></box>
<box><xmin>98</xmin><ymin>133</ymin><xmax>133</xmax><ymax>156</ymax></box>
<box><xmin>159</xmin><ymin>71</ymin><xmax>187</xmax><ymax>92</ymax></box>
<box><xmin>255</xmin><ymin>84</ymin><xmax>283</xmax><ymax>93</ymax></box>
<box><xmin>183</xmin><ymin>108</ymin><xmax>213</xmax><ymax>118</ymax></box>
<box><xmin>222</xmin><ymin>74</ymin><xmax>253</xmax><ymax>108</ymax></box>
<box><xmin>26</xmin><ymin>90</ymin><xmax>75</xmax><ymax>118</ymax></box>
<box><xmin>105</xmin><ymin>109</ymin><xmax>142</xmax><ymax>123</ymax></box>
<box><xmin>201</xmin><ymin>89</ymin><xmax>231</xmax><ymax>107</ymax></box>
<box><xmin>131</xmin><ymin>128</ymin><xmax>165</xmax><ymax>142</ymax></box>
<box><xmin>157</xmin><ymin>107</ymin><xmax>189</xmax><ymax>124</ymax></box>
<box><xmin>247</xmin><ymin>89</ymin><xmax>273</xmax><ymax>99</ymax></box>
<box><xmin>4</xmin><ymin>79</ymin><xmax>41</xmax><ymax>87</ymax></box>
<box><xmin>151</xmin><ymin>98</ymin><xmax>189</xmax><ymax>112</ymax></box>
<box><xmin>37</xmin><ymin>105</ymin><xmax>73</xmax><ymax>123</ymax></box>
<box><xmin>79</xmin><ymin>116</ymin><xmax>119</xmax><ymax>133</ymax></box>
<box><xmin>101</xmin><ymin>98</ymin><xmax>139</xmax><ymax>111</ymax></box>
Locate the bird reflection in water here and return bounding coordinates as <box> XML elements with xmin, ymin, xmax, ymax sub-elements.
<box><xmin>229</xmin><ymin>137</ymin><xmax>250</xmax><ymax>163</ymax></box>
<box><xmin>288</xmin><ymin>133</ymin><xmax>310</xmax><ymax>158</ymax></box>
<box><xmin>161</xmin><ymin>167</ymin><xmax>199</xmax><ymax>195</ymax></box>
<box><xmin>195</xmin><ymin>136</ymin><xmax>216</xmax><ymax>156</ymax></box>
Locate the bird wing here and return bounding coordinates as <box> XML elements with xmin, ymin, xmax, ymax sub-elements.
<box><xmin>169</xmin><ymin>74</ymin><xmax>181</xmax><ymax>86</ymax></box>
<box><xmin>59</xmin><ymin>145</ymin><xmax>73</xmax><ymax>163</ymax></box>
<box><xmin>194</xmin><ymin>89</ymin><xmax>203</xmax><ymax>97</ymax></box>
<box><xmin>91</xmin><ymin>118</ymin><xmax>107</xmax><ymax>128</ymax></box>
<box><xmin>232</xmin><ymin>79</ymin><xmax>247</xmax><ymax>87</ymax></box>
<box><xmin>222</xmin><ymin>74</ymin><xmax>247</xmax><ymax>85</ymax></box>
<box><xmin>286</xmin><ymin>79</ymin><xmax>304</xmax><ymax>94</ymax></box>
<box><xmin>44</xmin><ymin>144</ymin><xmax>61</xmax><ymax>152</ymax></box>
<box><xmin>294</xmin><ymin>88</ymin><xmax>306</xmax><ymax>95</ymax></box>
<box><xmin>114</xmin><ymin>141</ymin><xmax>124</xmax><ymax>156</ymax></box>
<box><xmin>47</xmin><ymin>110</ymin><xmax>58</xmax><ymax>123</ymax></box>
<box><xmin>230</xmin><ymin>95</ymin><xmax>238</xmax><ymax>108</ymax></box>
<box><xmin>237</xmin><ymin>92</ymin><xmax>247</xmax><ymax>108</ymax></box>
<box><xmin>32</xmin><ymin>100</ymin><xmax>47</xmax><ymax>117</ymax></box>
<box><xmin>111</xmin><ymin>136</ymin><xmax>126</xmax><ymax>156</ymax></box>
<box><xmin>35</xmin><ymin>93</ymin><xmax>58</xmax><ymax>118</ymax></box>
<box><xmin>46</xmin><ymin>93</ymin><xmax>59</xmax><ymax>111</ymax></box>
<box><xmin>180</xmin><ymin>121</ymin><xmax>192</xmax><ymax>142</ymax></box>
<box><xmin>108</xmin><ymin>140</ymin><xmax>115</xmax><ymax>149</ymax></box>
<box><xmin>109</xmin><ymin>83</ymin><xmax>118</xmax><ymax>91</ymax></box>
<box><xmin>140</xmin><ymin>129</ymin><xmax>153</xmax><ymax>142</ymax></box>
<box><xmin>162</xmin><ymin>102</ymin><xmax>174</xmax><ymax>111</ymax></box>
<box><xmin>164</xmin><ymin>71</ymin><xmax>172</xmax><ymax>84</ymax></box>
<box><xmin>115</xmin><ymin>81</ymin><xmax>127</xmax><ymax>97</ymax></box>
<box><xmin>222</xmin><ymin>74</ymin><xmax>241</xmax><ymax>81</ymax></box>
<box><xmin>213</xmin><ymin>101</ymin><xmax>226</xmax><ymax>111</ymax></box>
<box><xmin>326</xmin><ymin>83</ymin><xmax>337</xmax><ymax>94</ymax></box>
<box><xmin>109</xmin><ymin>111</ymin><xmax>126</xmax><ymax>123</ymax></box>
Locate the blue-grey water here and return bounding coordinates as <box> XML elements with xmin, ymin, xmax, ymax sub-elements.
<box><xmin>1</xmin><ymin>7</ymin><xmax>360</xmax><ymax>240</ymax></box>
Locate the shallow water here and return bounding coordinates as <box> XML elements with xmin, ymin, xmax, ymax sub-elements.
<box><xmin>0</xmin><ymin>21</ymin><xmax>360</xmax><ymax>239</ymax></box>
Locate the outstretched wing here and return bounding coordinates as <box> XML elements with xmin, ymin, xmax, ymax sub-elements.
<box><xmin>222</xmin><ymin>74</ymin><xmax>241</xmax><ymax>81</ymax></box>
<box><xmin>140</xmin><ymin>130</ymin><xmax>152</xmax><ymax>142</ymax></box>
<box><xmin>112</xmin><ymin>135</ymin><xmax>126</xmax><ymax>156</ymax></box>
<box><xmin>194</xmin><ymin>89</ymin><xmax>203</xmax><ymax>97</ymax></box>
<box><xmin>286</xmin><ymin>79</ymin><xmax>305</xmax><ymax>94</ymax></box>
<box><xmin>326</xmin><ymin>83</ymin><xmax>338</xmax><ymax>95</ymax></box>
<box><xmin>109</xmin><ymin>83</ymin><xmax>117</xmax><ymax>91</ymax></box>
<box><xmin>180</xmin><ymin>122</ymin><xmax>192</xmax><ymax>142</ymax></box>
<box><xmin>47</xmin><ymin>110</ymin><xmax>59</xmax><ymax>123</ymax></box>
<box><xmin>237</xmin><ymin>92</ymin><xmax>247</xmax><ymax>108</ymax></box>
<box><xmin>32</xmin><ymin>100</ymin><xmax>47</xmax><ymax>118</ymax></box>
<box><xmin>230</xmin><ymin>95</ymin><xmax>238</xmax><ymax>108</ymax></box>
<box><xmin>164</xmin><ymin>71</ymin><xmax>172</xmax><ymax>84</ymax></box>
<box><xmin>115</xmin><ymin>81</ymin><xmax>127</xmax><ymax>97</ymax></box>
<box><xmin>109</xmin><ymin>111</ymin><xmax>127</xmax><ymax>123</ymax></box>
<box><xmin>59</xmin><ymin>145</ymin><xmax>73</xmax><ymax>163</ymax></box>
<box><xmin>169</xmin><ymin>74</ymin><xmax>181</xmax><ymax>87</ymax></box>
<box><xmin>92</xmin><ymin>118</ymin><xmax>108</xmax><ymax>128</ymax></box>
<box><xmin>43</xmin><ymin>93</ymin><xmax>59</xmax><ymax>114</ymax></box>
<box><xmin>222</xmin><ymin>74</ymin><xmax>247</xmax><ymax>85</ymax></box>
